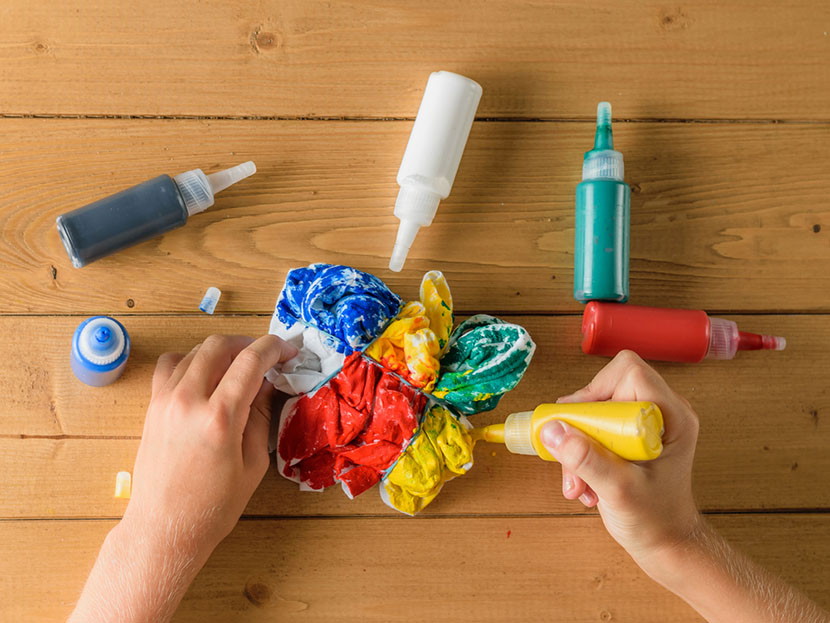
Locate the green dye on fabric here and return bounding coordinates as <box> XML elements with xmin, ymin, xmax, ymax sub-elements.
<box><xmin>433</xmin><ymin>315</ymin><xmax>536</xmax><ymax>415</ymax></box>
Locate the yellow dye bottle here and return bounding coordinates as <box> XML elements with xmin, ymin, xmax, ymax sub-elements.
<box><xmin>474</xmin><ymin>402</ymin><xmax>664</xmax><ymax>462</ymax></box>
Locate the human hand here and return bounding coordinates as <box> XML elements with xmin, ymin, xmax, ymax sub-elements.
<box><xmin>540</xmin><ymin>350</ymin><xmax>701</xmax><ymax>574</ymax></box>
<box><xmin>122</xmin><ymin>334</ymin><xmax>297</xmax><ymax>564</ymax></box>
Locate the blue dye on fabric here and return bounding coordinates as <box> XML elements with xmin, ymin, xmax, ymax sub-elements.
<box><xmin>276</xmin><ymin>264</ymin><xmax>402</xmax><ymax>353</ymax></box>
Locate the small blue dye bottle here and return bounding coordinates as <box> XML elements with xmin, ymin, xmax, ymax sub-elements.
<box><xmin>71</xmin><ymin>316</ymin><xmax>131</xmax><ymax>387</ymax></box>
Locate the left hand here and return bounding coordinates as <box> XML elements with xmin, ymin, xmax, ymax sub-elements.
<box><xmin>123</xmin><ymin>334</ymin><xmax>297</xmax><ymax>563</ymax></box>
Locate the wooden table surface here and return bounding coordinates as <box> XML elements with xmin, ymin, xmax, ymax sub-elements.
<box><xmin>2</xmin><ymin>2</ymin><xmax>829</xmax><ymax>621</ymax></box>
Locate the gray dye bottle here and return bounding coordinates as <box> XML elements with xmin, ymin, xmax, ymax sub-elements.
<box><xmin>56</xmin><ymin>161</ymin><xmax>256</xmax><ymax>268</ymax></box>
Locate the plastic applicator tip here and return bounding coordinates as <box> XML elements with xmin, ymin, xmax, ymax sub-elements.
<box><xmin>389</xmin><ymin>244</ymin><xmax>408</xmax><ymax>272</ymax></box>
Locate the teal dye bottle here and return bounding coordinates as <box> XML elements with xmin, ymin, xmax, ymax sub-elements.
<box><xmin>574</xmin><ymin>102</ymin><xmax>630</xmax><ymax>303</ymax></box>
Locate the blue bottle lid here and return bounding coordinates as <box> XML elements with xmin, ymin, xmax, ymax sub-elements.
<box><xmin>72</xmin><ymin>316</ymin><xmax>130</xmax><ymax>372</ymax></box>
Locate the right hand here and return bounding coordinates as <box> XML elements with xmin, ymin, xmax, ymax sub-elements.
<box><xmin>540</xmin><ymin>350</ymin><xmax>702</xmax><ymax>573</ymax></box>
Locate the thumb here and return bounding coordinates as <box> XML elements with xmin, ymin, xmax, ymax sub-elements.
<box><xmin>242</xmin><ymin>379</ymin><xmax>274</xmax><ymax>475</ymax></box>
<box><xmin>540</xmin><ymin>420</ymin><xmax>631</xmax><ymax>503</ymax></box>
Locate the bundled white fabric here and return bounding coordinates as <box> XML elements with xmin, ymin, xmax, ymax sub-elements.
<box><xmin>265</xmin><ymin>320</ymin><xmax>345</xmax><ymax>395</ymax></box>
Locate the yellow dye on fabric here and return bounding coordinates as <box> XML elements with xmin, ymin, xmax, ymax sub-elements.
<box><xmin>365</xmin><ymin>271</ymin><xmax>453</xmax><ymax>391</ymax></box>
<box><xmin>419</xmin><ymin>270</ymin><xmax>454</xmax><ymax>354</ymax></box>
<box><xmin>383</xmin><ymin>406</ymin><xmax>473</xmax><ymax>514</ymax></box>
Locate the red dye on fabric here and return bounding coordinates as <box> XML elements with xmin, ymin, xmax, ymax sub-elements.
<box><xmin>338</xmin><ymin>440</ymin><xmax>402</xmax><ymax>470</ymax></box>
<box><xmin>331</xmin><ymin>353</ymin><xmax>380</xmax><ymax>412</ymax></box>
<box><xmin>296</xmin><ymin>449</ymin><xmax>337</xmax><ymax>490</ymax></box>
<box><xmin>364</xmin><ymin>375</ymin><xmax>424</xmax><ymax>445</ymax></box>
<box><xmin>278</xmin><ymin>388</ymin><xmax>333</xmax><ymax>466</ymax></box>
<box><xmin>277</xmin><ymin>353</ymin><xmax>427</xmax><ymax>496</ymax></box>
<box><xmin>339</xmin><ymin>465</ymin><xmax>382</xmax><ymax>498</ymax></box>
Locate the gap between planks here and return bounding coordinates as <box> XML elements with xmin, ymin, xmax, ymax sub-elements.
<box><xmin>3</xmin><ymin>510</ymin><xmax>829</xmax><ymax>523</ymax></box>
<box><xmin>1</xmin><ymin>113</ymin><xmax>830</xmax><ymax>125</ymax></box>
<box><xmin>3</xmin><ymin>311</ymin><xmax>830</xmax><ymax>318</ymax></box>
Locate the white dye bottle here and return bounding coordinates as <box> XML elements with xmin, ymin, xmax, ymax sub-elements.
<box><xmin>389</xmin><ymin>71</ymin><xmax>482</xmax><ymax>272</ymax></box>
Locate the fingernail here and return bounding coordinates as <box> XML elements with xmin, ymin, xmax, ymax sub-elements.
<box><xmin>541</xmin><ymin>421</ymin><xmax>566</xmax><ymax>449</ymax></box>
<box><xmin>563</xmin><ymin>475</ymin><xmax>574</xmax><ymax>493</ymax></box>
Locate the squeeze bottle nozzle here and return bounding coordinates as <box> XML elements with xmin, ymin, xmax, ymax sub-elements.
<box><xmin>583</xmin><ymin>102</ymin><xmax>624</xmax><ymax>182</ymax></box>
<box><xmin>472</xmin><ymin>402</ymin><xmax>664</xmax><ymax>462</ymax></box>
<box><xmin>174</xmin><ymin>161</ymin><xmax>257</xmax><ymax>215</ymax></box>
<box><xmin>389</xmin><ymin>71</ymin><xmax>482</xmax><ymax>272</ymax></box>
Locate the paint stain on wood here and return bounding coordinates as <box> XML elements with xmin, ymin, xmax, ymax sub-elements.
<box><xmin>658</xmin><ymin>7</ymin><xmax>690</xmax><ymax>31</ymax></box>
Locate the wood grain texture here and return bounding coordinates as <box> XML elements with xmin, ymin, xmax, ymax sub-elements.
<box><xmin>3</xmin><ymin>315</ymin><xmax>827</xmax><ymax>516</ymax></box>
<box><xmin>2</xmin><ymin>515</ymin><xmax>828</xmax><ymax>622</ymax></box>
<box><xmin>2</xmin><ymin>119</ymin><xmax>829</xmax><ymax>314</ymax></box>
<box><xmin>2</xmin><ymin>1</ymin><xmax>829</xmax><ymax>119</ymax></box>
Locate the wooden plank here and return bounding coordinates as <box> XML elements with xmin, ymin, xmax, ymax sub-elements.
<box><xmin>2</xmin><ymin>119</ymin><xmax>829</xmax><ymax>314</ymax></box>
<box><xmin>2</xmin><ymin>1</ymin><xmax>829</xmax><ymax>119</ymax></box>
<box><xmin>2</xmin><ymin>515</ymin><xmax>828</xmax><ymax>622</ymax></box>
<box><xmin>3</xmin><ymin>315</ymin><xmax>827</xmax><ymax>515</ymax></box>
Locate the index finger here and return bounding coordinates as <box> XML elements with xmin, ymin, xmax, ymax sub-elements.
<box><xmin>211</xmin><ymin>334</ymin><xmax>298</xmax><ymax>434</ymax></box>
<box><xmin>557</xmin><ymin>350</ymin><xmax>659</xmax><ymax>403</ymax></box>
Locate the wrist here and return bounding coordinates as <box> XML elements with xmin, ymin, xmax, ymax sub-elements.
<box><xmin>629</xmin><ymin>512</ymin><xmax>710</xmax><ymax>589</ymax></box>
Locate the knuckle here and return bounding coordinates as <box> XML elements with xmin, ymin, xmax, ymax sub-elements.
<box><xmin>236</xmin><ymin>348</ymin><xmax>266</xmax><ymax>372</ymax></box>
<box><xmin>627</xmin><ymin>362</ymin><xmax>656</xmax><ymax>387</ymax></box>
<box><xmin>615</xmin><ymin>349</ymin><xmax>642</xmax><ymax>366</ymax></box>
<box><xmin>169</xmin><ymin>388</ymin><xmax>193</xmax><ymax>413</ymax></box>
<box><xmin>156</xmin><ymin>352</ymin><xmax>176</xmax><ymax>366</ymax></box>
<box><xmin>203</xmin><ymin>411</ymin><xmax>231</xmax><ymax>442</ymax></box>
<box><xmin>202</xmin><ymin>334</ymin><xmax>228</xmax><ymax>350</ymax></box>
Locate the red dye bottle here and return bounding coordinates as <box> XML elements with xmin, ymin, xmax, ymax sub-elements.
<box><xmin>581</xmin><ymin>302</ymin><xmax>787</xmax><ymax>363</ymax></box>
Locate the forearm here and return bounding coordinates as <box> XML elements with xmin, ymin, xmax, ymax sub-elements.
<box><xmin>641</xmin><ymin>516</ymin><xmax>829</xmax><ymax>623</ymax></box>
<box><xmin>68</xmin><ymin>510</ymin><xmax>211</xmax><ymax>623</ymax></box>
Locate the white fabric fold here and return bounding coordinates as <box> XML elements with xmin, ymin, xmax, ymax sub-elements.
<box><xmin>265</xmin><ymin>319</ymin><xmax>345</xmax><ymax>395</ymax></box>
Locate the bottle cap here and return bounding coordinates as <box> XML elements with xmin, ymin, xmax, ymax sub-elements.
<box><xmin>114</xmin><ymin>471</ymin><xmax>132</xmax><ymax>499</ymax></box>
<box><xmin>199</xmin><ymin>286</ymin><xmax>222</xmax><ymax>314</ymax></box>
<box><xmin>503</xmin><ymin>411</ymin><xmax>537</xmax><ymax>455</ymax></box>
<box><xmin>174</xmin><ymin>161</ymin><xmax>256</xmax><ymax>216</ymax></box>
<box><xmin>77</xmin><ymin>317</ymin><xmax>127</xmax><ymax>366</ymax></box>
<box><xmin>582</xmin><ymin>102</ymin><xmax>624</xmax><ymax>181</ymax></box>
<box><xmin>706</xmin><ymin>316</ymin><xmax>787</xmax><ymax>359</ymax></box>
